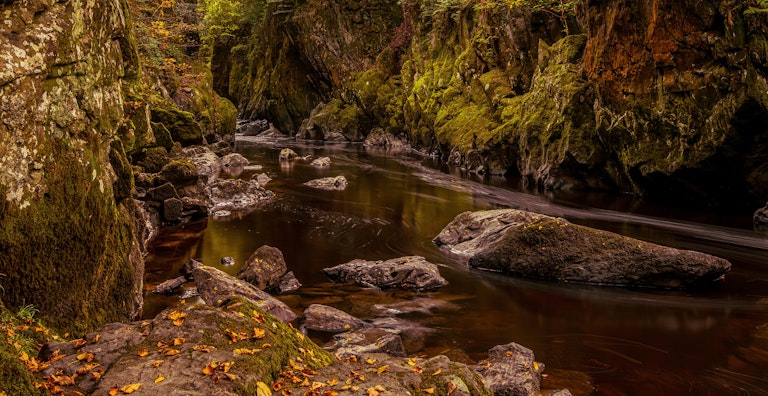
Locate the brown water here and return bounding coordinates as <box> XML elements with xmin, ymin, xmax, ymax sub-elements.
<box><xmin>144</xmin><ymin>139</ymin><xmax>768</xmax><ymax>395</ymax></box>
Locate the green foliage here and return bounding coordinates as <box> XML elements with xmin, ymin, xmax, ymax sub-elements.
<box><xmin>199</xmin><ymin>0</ymin><xmax>244</xmax><ymax>42</ymax></box>
<box><xmin>16</xmin><ymin>304</ymin><xmax>38</xmax><ymax>323</ymax></box>
<box><xmin>745</xmin><ymin>0</ymin><xmax>768</xmax><ymax>14</ymax></box>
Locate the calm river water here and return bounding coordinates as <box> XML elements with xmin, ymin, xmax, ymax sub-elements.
<box><xmin>144</xmin><ymin>139</ymin><xmax>768</xmax><ymax>395</ymax></box>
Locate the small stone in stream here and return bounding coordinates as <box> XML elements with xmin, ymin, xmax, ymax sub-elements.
<box><xmin>221</xmin><ymin>153</ymin><xmax>249</xmax><ymax>167</ymax></box>
<box><xmin>304</xmin><ymin>175</ymin><xmax>347</xmax><ymax>191</ymax></box>
<box><xmin>279</xmin><ymin>148</ymin><xmax>299</xmax><ymax>160</ymax></box>
<box><xmin>302</xmin><ymin>304</ymin><xmax>370</xmax><ymax>333</ymax></box>
<box><xmin>152</xmin><ymin>276</ymin><xmax>187</xmax><ymax>294</ymax></box>
<box><xmin>213</xmin><ymin>210</ymin><xmax>231</xmax><ymax>217</ymax></box>
<box><xmin>311</xmin><ymin>156</ymin><xmax>331</xmax><ymax>167</ymax></box>
<box><xmin>277</xmin><ymin>271</ymin><xmax>302</xmax><ymax>294</ymax></box>
<box><xmin>322</xmin><ymin>256</ymin><xmax>448</xmax><ymax>290</ymax></box>
<box><xmin>237</xmin><ymin>245</ymin><xmax>288</xmax><ymax>291</ymax></box>
<box><xmin>221</xmin><ymin>256</ymin><xmax>235</xmax><ymax>266</ymax></box>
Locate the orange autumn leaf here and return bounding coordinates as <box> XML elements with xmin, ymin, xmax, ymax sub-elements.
<box><xmin>424</xmin><ymin>388</ymin><xmax>435</xmax><ymax>394</ymax></box>
<box><xmin>120</xmin><ymin>383</ymin><xmax>143</xmax><ymax>393</ymax></box>
<box><xmin>151</xmin><ymin>359</ymin><xmax>164</xmax><ymax>368</ymax></box>
<box><xmin>447</xmin><ymin>382</ymin><xmax>457</xmax><ymax>395</ymax></box>
<box><xmin>76</xmin><ymin>352</ymin><xmax>95</xmax><ymax>362</ymax></box>
<box><xmin>221</xmin><ymin>361</ymin><xmax>235</xmax><ymax>373</ymax></box>
<box><xmin>164</xmin><ymin>349</ymin><xmax>181</xmax><ymax>356</ymax></box>
<box><xmin>193</xmin><ymin>344</ymin><xmax>216</xmax><ymax>353</ymax></box>
<box><xmin>172</xmin><ymin>338</ymin><xmax>185</xmax><ymax>346</ymax></box>
<box><xmin>365</xmin><ymin>358</ymin><xmax>377</xmax><ymax>365</ymax></box>
<box><xmin>49</xmin><ymin>349</ymin><xmax>66</xmax><ymax>362</ymax></box>
<box><xmin>432</xmin><ymin>368</ymin><xmax>442</xmax><ymax>376</ymax></box>
<box><xmin>91</xmin><ymin>334</ymin><xmax>101</xmax><ymax>343</ymax></box>
<box><xmin>376</xmin><ymin>365</ymin><xmax>389</xmax><ymax>375</ymax></box>
<box><xmin>412</xmin><ymin>366</ymin><xmax>423</xmax><ymax>374</ymax></box>
<box><xmin>326</xmin><ymin>378</ymin><xmax>339</xmax><ymax>386</ymax></box>
<box><xmin>137</xmin><ymin>349</ymin><xmax>150</xmax><ymax>357</ymax></box>
<box><xmin>155</xmin><ymin>374</ymin><xmax>165</xmax><ymax>384</ymax></box>
<box><xmin>76</xmin><ymin>362</ymin><xmax>101</xmax><ymax>375</ymax></box>
<box><xmin>202</xmin><ymin>362</ymin><xmax>217</xmax><ymax>376</ymax></box>
<box><xmin>109</xmin><ymin>387</ymin><xmax>119</xmax><ymax>396</ymax></box>
<box><xmin>223</xmin><ymin>372</ymin><xmax>237</xmax><ymax>381</ymax></box>
<box><xmin>72</xmin><ymin>339</ymin><xmax>87</xmax><ymax>349</ymax></box>
<box><xmin>253</xmin><ymin>328</ymin><xmax>266</xmax><ymax>339</ymax></box>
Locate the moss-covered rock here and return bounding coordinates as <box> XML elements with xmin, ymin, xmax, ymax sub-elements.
<box><xmin>150</xmin><ymin>107</ymin><xmax>204</xmax><ymax>146</ymax></box>
<box><xmin>0</xmin><ymin>0</ymin><xmax>144</xmax><ymax>334</ymax></box>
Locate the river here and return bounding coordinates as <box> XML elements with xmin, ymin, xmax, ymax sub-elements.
<box><xmin>143</xmin><ymin>138</ymin><xmax>768</xmax><ymax>395</ymax></box>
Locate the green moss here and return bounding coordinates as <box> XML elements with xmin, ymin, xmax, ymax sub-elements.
<box><xmin>151</xmin><ymin>121</ymin><xmax>175</xmax><ymax>151</ymax></box>
<box><xmin>150</xmin><ymin>107</ymin><xmax>203</xmax><ymax>146</ymax></box>
<box><xmin>109</xmin><ymin>140</ymin><xmax>135</xmax><ymax>202</ymax></box>
<box><xmin>0</xmin><ymin>334</ymin><xmax>43</xmax><ymax>395</ymax></box>
<box><xmin>0</xmin><ymin>137</ymin><xmax>140</xmax><ymax>335</ymax></box>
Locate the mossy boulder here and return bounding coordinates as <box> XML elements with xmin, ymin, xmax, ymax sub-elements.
<box><xmin>151</xmin><ymin>107</ymin><xmax>203</xmax><ymax>146</ymax></box>
<box><xmin>435</xmin><ymin>209</ymin><xmax>732</xmax><ymax>289</ymax></box>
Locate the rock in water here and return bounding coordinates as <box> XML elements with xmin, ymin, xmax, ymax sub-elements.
<box><xmin>152</xmin><ymin>276</ymin><xmax>187</xmax><ymax>294</ymax></box>
<box><xmin>237</xmin><ymin>245</ymin><xmax>288</xmax><ymax>291</ymax></box>
<box><xmin>474</xmin><ymin>342</ymin><xmax>544</xmax><ymax>396</ymax></box>
<box><xmin>434</xmin><ymin>209</ymin><xmax>731</xmax><ymax>289</ymax></box>
<box><xmin>192</xmin><ymin>265</ymin><xmax>297</xmax><ymax>322</ymax></box>
<box><xmin>311</xmin><ymin>156</ymin><xmax>332</xmax><ymax>167</ymax></box>
<box><xmin>302</xmin><ymin>304</ymin><xmax>370</xmax><ymax>333</ymax></box>
<box><xmin>279</xmin><ymin>148</ymin><xmax>299</xmax><ymax>160</ymax></box>
<box><xmin>221</xmin><ymin>153</ymin><xmax>249</xmax><ymax>167</ymax></box>
<box><xmin>303</xmin><ymin>175</ymin><xmax>348</xmax><ymax>191</ymax></box>
<box><xmin>221</xmin><ymin>256</ymin><xmax>235</xmax><ymax>266</ymax></box>
<box><xmin>277</xmin><ymin>271</ymin><xmax>302</xmax><ymax>294</ymax></box>
<box><xmin>322</xmin><ymin>256</ymin><xmax>448</xmax><ymax>290</ymax></box>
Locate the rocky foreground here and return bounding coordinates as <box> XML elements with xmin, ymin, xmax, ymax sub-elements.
<box><xmin>34</xmin><ymin>258</ymin><xmax>565</xmax><ymax>396</ymax></box>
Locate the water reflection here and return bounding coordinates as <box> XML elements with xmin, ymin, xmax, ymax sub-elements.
<box><xmin>144</xmin><ymin>139</ymin><xmax>768</xmax><ymax>395</ymax></box>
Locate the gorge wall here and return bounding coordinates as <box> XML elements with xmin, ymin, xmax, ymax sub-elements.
<box><xmin>0</xmin><ymin>0</ymin><xmax>144</xmax><ymax>333</ymax></box>
<box><xmin>216</xmin><ymin>0</ymin><xmax>768</xmax><ymax>209</ymax></box>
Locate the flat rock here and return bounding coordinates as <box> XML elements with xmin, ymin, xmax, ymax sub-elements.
<box><xmin>322</xmin><ymin>256</ymin><xmax>448</xmax><ymax>291</ymax></box>
<box><xmin>302</xmin><ymin>304</ymin><xmax>370</xmax><ymax>333</ymax></box>
<box><xmin>474</xmin><ymin>342</ymin><xmax>544</xmax><ymax>396</ymax></box>
<box><xmin>323</xmin><ymin>328</ymin><xmax>406</xmax><ymax>357</ymax></box>
<box><xmin>303</xmin><ymin>175</ymin><xmax>348</xmax><ymax>191</ymax></box>
<box><xmin>434</xmin><ymin>209</ymin><xmax>732</xmax><ymax>289</ymax></box>
<box><xmin>153</xmin><ymin>275</ymin><xmax>187</xmax><ymax>294</ymax></box>
<box><xmin>207</xmin><ymin>178</ymin><xmax>274</xmax><ymax>214</ymax></box>
<box><xmin>310</xmin><ymin>156</ymin><xmax>332</xmax><ymax>167</ymax></box>
<box><xmin>237</xmin><ymin>245</ymin><xmax>288</xmax><ymax>291</ymax></box>
<box><xmin>192</xmin><ymin>265</ymin><xmax>298</xmax><ymax>322</ymax></box>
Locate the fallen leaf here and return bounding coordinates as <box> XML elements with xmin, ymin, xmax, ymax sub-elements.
<box><xmin>193</xmin><ymin>344</ymin><xmax>216</xmax><ymax>353</ymax></box>
<box><xmin>72</xmin><ymin>339</ymin><xmax>87</xmax><ymax>349</ymax></box>
<box><xmin>432</xmin><ymin>368</ymin><xmax>442</xmax><ymax>376</ymax></box>
<box><xmin>49</xmin><ymin>349</ymin><xmax>66</xmax><ymax>362</ymax></box>
<box><xmin>253</xmin><ymin>327</ymin><xmax>266</xmax><ymax>339</ymax></box>
<box><xmin>172</xmin><ymin>337</ymin><xmax>185</xmax><ymax>346</ymax></box>
<box><xmin>164</xmin><ymin>349</ymin><xmax>180</xmax><ymax>356</ymax></box>
<box><xmin>412</xmin><ymin>366</ymin><xmax>423</xmax><ymax>374</ymax></box>
<box><xmin>203</xmin><ymin>362</ymin><xmax>217</xmax><ymax>375</ymax></box>
<box><xmin>366</xmin><ymin>358</ymin><xmax>377</xmax><ymax>365</ymax></box>
<box><xmin>326</xmin><ymin>378</ymin><xmax>339</xmax><ymax>386</ymax></box>
<box><xmin>367</xmin><ymin>388</ymin><xmax>379</xmax><ymax>396</ymax></box>
<box><xmin>109</xmin><ymin>387</ymin><xmax>119</xmax><ymax>396</ymax></box>
<box><xmin>120</xmin><ymin>383</ymin><xmax>142</xmax><ymax>393</ymax></box>
<box><xmin>406</xmin><ymin>358</ymin><xmax>416</xmax><ymax>366</ymax></box>
<box><xmin>533</xmin><ymin>361</ymin><xmax>539</xmax><ymax>371</ymax></box>
<box><xmin>151</xmin><ymin>359</ymin><xmax>164</xmax><ymax>368</ymax></box>
<box><xmin>92</xmin><ymin>334</ymin><xmax>101</xmax><ymax>343</ymax></box>
<box><xmin>233</xmin><ymin>348</ymin><xmax>260</xmax><ymax>355</ymax></box>
<box><xmin>221</xmin><ymin>361</ymin><xmax>234</xmax><ymax>373</ymax></box>
<box><xmin>154</xmin><ymin>374</ymin><xmax>165</xmax><ymax>384</ymax></box>
<box><xmin>256</xmin><ymin>381</ymin><xmax>272</xmax><ymax>396</ymax></box>
<box><xmin>76</xmin><ymin>362</ymin><xmax>101</xmax><ymax>375</ymax></box>
<box><xmin>76</xmin><ymin>352</ymin><xmax>95</xmax><ymax>362</ymax></box>
<box><xmin>141</xmin><ymin>321</ymin><xmax>151</xmax><ymax>328</ymax></box>
<box><xmin>424</xmin><ymin>388</ymin><xmax>435</xmax><ymax>394</ymax></box>
<box><xmin>323</xmin><ymin>391</ymin><xmax>339</xmax><ymax>396</ymax></box>
<box><xmin>376</xmin><ymin>365</ymin><xmax>389</xmax><ymax>374</ymax></box>
<box><xmin>137</xmin><ymin>349</ymin><xmax>149</xmax><ymax>357</ymax></box>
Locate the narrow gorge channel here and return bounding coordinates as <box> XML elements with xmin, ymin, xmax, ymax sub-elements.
<box><xmin>144</xmin><ymin>139</ymin><xmax>768</xmax><ymax>395</ymax></box>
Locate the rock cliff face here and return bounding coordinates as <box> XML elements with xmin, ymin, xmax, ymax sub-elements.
<box><xmin>0</xmin><ymin>0</ymin><xmax>144</xmax><ymax>333</ymax></box>
<box><xmin>216</xmin><ymin>0</ymin><xmax>768</xmax><ymax>208</ymax></box>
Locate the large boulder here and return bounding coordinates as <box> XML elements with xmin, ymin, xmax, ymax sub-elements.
<box><xmin>322</xmin><ymin>256</ymin><xmax>449</xmax><ymax>291</ymax></box>
<box><xmin>434</xmin><ymin>209</ymin><xmax>732</xmax><ymax>289</ymax></box>
<box><xmin>192</xmin><ymin>265</ymin><xmax>297</xmax><ymax>323</ymax></box>
<box><xmin>474</xmin><ymin>342</ymin><xmax>544</xmax><ymax>396</ymax></box>
<box><xmin>237</xmin><ymin>245</ymin><xmax>288</xmax><ymax>291</ymax></box>
<box><xmin>302</xmin><ymin>304</ymin><xmax>371</xmax><ymax>333</ymax></box>
<box><xmin>151</xmin><ymin>108</ymin><xmax>203</xmax><ymax>147</ymax></box>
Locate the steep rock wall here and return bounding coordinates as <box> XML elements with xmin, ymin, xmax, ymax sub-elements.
<box><xmin>0</xmin><ymin>0</ymin><xmax>144</xmax><ymax>333</ymax></box>
<box><xmin>218</xmin><ymin>0</ymin><xmax>768</xmax><ymax>208</ymax></box>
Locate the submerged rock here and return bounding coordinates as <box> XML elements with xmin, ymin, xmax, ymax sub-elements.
<box><xmin>434</xmin><ymin>209</ymin><xmax>732</xmax><ymax>289</ymax></box>
<box><xmin>193</xmin><ymin>265</ymin><xmax>298</xmax><ymax>322</ymax></box>
<box><xmin>364</xmin><ymin>128</ymin><xmax>410</xmax><ymax>151</ymax></box>
<box><xmin>276</xmin><ymin>271</ymin><xmax>302</xmax><ymax>294</ymax></box>
<box><xmin>303</xmin><ymin>175</ymin><xmax>348</xmax><ymax>191</ymax></box>
<box><xmin>322</xmin><ymin>256</ymin><xmax>449</xmax><ymax>290</ymax></box>
<box><xmin>474</xmin><ymin>342</ymin><xmax>544</xmax><ymax>396</ymax></box>
<box><xmin>237</xmin><ymin>245</ymin><xmax>288</xmax><ymax>291</ymax></box>
<box><xmin>302</xmin><ymin>304</ymin><xmax>370</xmax><ymax>333</ymax></box>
